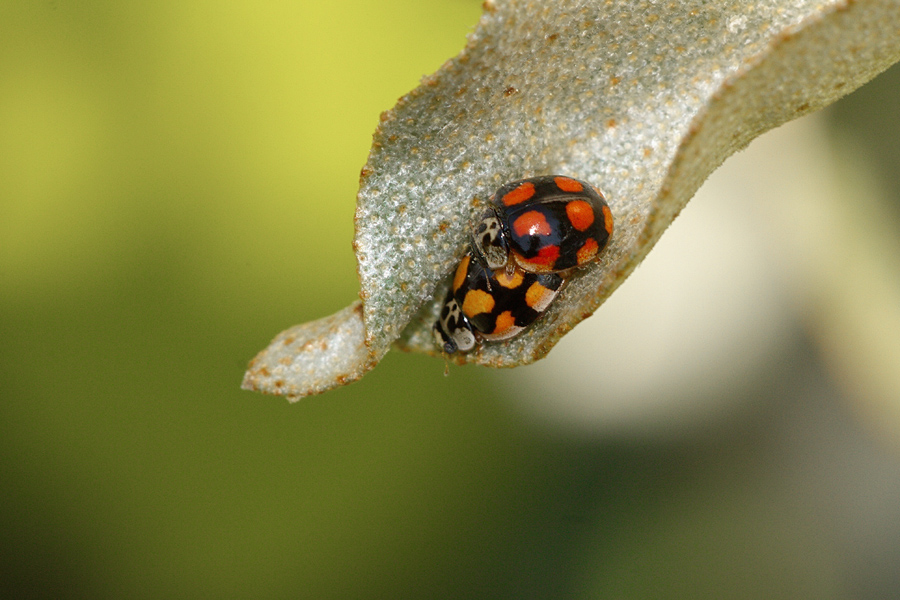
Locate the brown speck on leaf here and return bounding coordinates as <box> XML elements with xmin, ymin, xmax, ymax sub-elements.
<box><xmin>547</xmin><ymin>33</ymin><xmax>559</xmax><ymax>41</ymax></box>
<box><xmin>606</xmin><ymin>118</ymin><xmax>617</xmax><ymax>128</ymax></box>
<box><xmin>504</xmin><ymin>86</ymin><xmax>519</xmax><ymax>96</ymax></box>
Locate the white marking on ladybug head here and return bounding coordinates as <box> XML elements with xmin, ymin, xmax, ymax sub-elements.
<box><xmin>433</xmin><ymin>324</ymin><xmax>453</xmax><ymax>353</ymax></box>
<box><xmin>471</xmin><ymin>208</ymin><xmax>508</xmax><ymax>270</ymax></box>
<box><xmin>435</xmin><ymin>296</ymin><xmax>476</xmax><ymax>353</ymax></box>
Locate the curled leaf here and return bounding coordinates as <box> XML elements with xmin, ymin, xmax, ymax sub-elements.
<box><xmin>244</xmin><ymin>0</ymin><xmax>900</xmax><ymax>399</ymax></box>
<box><xmin>242</xmin><ymin>302</ymin><xmax>370</xmax><ymax>401</ymax></box>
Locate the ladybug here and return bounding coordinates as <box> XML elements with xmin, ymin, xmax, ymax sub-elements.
<box><xmin>472</xmin><ymin>175</ymin><xmax>613</xmax><ymax>274</ymax></box>
<box><xmin>433</xmin><ymin>252</ymin><xmax>565</xmax><ymax>354</ymax></box>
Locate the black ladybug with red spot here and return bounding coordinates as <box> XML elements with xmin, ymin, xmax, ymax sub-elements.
<box><xmin>472</xmin><ymin>175</ymin><xmax>613</xmax><ymax>274</ymax></box>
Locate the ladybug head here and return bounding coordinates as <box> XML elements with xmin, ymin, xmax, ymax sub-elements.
<box><xmin>433</xmin><ymin>295</ymin><xmax>476</xmax><ymax>354</ymax></box>
<box><xmin>471</xmin><ymin>208</ymin><xmax>509</xmax><ymax>271</ymax></box>
<box><xmin>432</xmin><ymin>323</ymin><xmax>458</xmax><ymax>354</ymax></box>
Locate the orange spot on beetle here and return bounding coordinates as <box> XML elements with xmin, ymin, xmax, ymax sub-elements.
<box><xmin>513</xmin><ymin>211</ymin><xmax>552</xmax><ymax>237</ymax></box>
<box><xmin>566</xmin><ymin>200</ymin><xmax>595</xmax><ymax>231</ymax></box>
<box><xmin>492</xmin><ymin>311</ymin><xmax>516</xmax><ymax>335</ymax></box>
<box><xmin>576</xmin><ymin>238</ymin><xmax>599</xmax><ymax>264</ymax></box>
<box><xmin>462</xmin><ymin>289</ymin><xmax>495</xmax><ymax>318</ymax></box>
<box><xmin>452</xmin><ymin>255</ymin><xmax>471</xmax><ymax>293</ymax></box>
<box><xmin>554</xmin><ymin>176</ymin><xmax>583</xmax><ymax>193</ymax></box>
<box><xmin>501</xmin><ymin>181</ymin><xmax>536</xmax><ymax>206</ymax></box>
<box><xmin>525</xmin><ymin>282</ymin><xmax>552</xmax><ymax>309</ymax></box>
<box><xmin>494</xmin><ymin>268</ymin><xmax>524</xmax><ymax>289</ymax></box>
<box><xmin>602</xmin><ymin>205</ymin><xmax>614</xmax><ymax>235</ymax></box>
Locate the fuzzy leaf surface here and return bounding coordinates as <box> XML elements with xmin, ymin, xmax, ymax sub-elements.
<box><xmin>245</xmin><ymin>0</ymin><xmax>900</xmax><ymax>398</ymax></box>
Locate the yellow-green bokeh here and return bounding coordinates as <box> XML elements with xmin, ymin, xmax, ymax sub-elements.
<box><xmin>3</xmin><ymin>2</ymin><xmax>900</xmax><ymax>599</ymax></box>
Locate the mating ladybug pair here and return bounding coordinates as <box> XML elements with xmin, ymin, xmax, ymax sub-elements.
<box><xmin>434</xmin><ymin>175</ymin><xmax>614</xmax><ymax>354</ymax></box>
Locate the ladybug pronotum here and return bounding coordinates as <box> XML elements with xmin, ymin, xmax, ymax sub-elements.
<box><xmin>433</xmin><ymin>253</ymin><xmax>565</xmax><ymax>354</ymax></box>
<box><xmin>472</xmin><ymin>175</ymin><xmax>613</xmax><ymax>274</ymax></box>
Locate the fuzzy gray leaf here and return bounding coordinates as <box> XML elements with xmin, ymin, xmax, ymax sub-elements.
<box><xmin>244</xmin><ymin>0</ymin><xmax>900</xmax><ymax>399</ymax></box>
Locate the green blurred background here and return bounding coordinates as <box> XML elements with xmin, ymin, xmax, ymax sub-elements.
<box><xmin>3</xmin><ymin>2</ymin><xmax>900</xmax><ymax>598</ymax></box>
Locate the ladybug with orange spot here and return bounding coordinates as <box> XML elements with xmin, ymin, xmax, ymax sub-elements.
<box><xmin>433</xmin><ymin>252</ymin><xmax>564</xmax><ymax>354</ymax></box>
<box><xmin>472</xmin><ymin>175</ymin><xmax>613</xmax><ymax>274</ymax></box>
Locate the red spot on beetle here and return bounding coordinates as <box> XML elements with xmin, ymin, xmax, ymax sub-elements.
<box><xmin>519</xmin><ymin>245</ymin><xmax>560</xmax><ymax>271</ymax></box>
<box><xmin>513</xmin><ymin>211</ymin><xmax>552</xmax><ymax>237</ymax></box>
<box><xmin>576</xmin><ymin>238</ymin><xmax>599</xmax><ymax>264</ymax></box>
<box><xmin>501</xmin><ymin>181</ymin><xmax>536</xmax><ymax>206</ymax></box>
<box><xmin>602</xmin><ymin>205</ymin><xmax>614</xmax><ymax>235</ymax></box>
<box><xmin>566</xmin><ymin>200</ymin><xmax>595</xmax><ymax>231</ymax></box>
<box><xmin>554</xmin><ymin>176</ymin><xmax>584</xmax><ymax>193</ymax></box>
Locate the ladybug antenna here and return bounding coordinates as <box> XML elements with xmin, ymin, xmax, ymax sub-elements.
<box><xmin>482</xmin><ymin>267</ymin><xmax>492</xmax><ymax>292</ymax></box>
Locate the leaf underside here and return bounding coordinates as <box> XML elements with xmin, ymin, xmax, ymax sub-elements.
<box><xmin>244</xmin><ymin>0</ymin><xmax>900</xmax><ymax>399</ymax></box>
